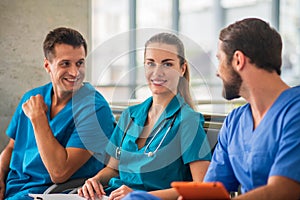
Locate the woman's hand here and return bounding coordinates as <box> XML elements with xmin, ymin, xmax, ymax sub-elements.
<box><xmin>109</xmin><ymin>185</ymin><xmax>133</xmax><ymax>200</ymax></box>
<box><xmin>78</xmin><ymin>177</ymin><xmax>106</xmax><ymax>200</ymax></box>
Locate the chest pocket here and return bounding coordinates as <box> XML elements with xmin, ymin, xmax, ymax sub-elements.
<box><xmin>249</xmin><ymin>150</ymin><xmax>275</xmax><ymax>187</ymax></box>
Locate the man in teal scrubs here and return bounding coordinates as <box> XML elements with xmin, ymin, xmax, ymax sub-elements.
<box><xmin>0</xmin><ymin>27</ymin><xmax>115</xmax><ymax>199</ymax></box>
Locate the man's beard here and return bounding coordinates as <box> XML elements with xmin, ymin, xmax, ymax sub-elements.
<box><xmin>222</xmin><ymin>66</ymin><xmax>242</xmax><ymax>100</ymax></box>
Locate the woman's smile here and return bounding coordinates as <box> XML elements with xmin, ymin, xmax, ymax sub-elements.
<box><xmin>151</xmin><ymin>79</ymin><xmax>167</xmax><ymax>86</ymax></box>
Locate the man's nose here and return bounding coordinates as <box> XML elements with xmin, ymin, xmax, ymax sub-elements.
<box><xmin>69</xmin><ymin>64</ymin><xmax>80</xmax><ymax>76</ymax></box>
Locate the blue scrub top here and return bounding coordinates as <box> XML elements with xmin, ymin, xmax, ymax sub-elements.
<box><xmin>106</xmin><ymin>94</ymin><xmax>211</xmax><ymax>193</ymax></box>
<box><xmin>5</xmin><ymin>82</ymin><xmax>115</xmax><ymax>199</ymax></box>
<box><xmin>204</xmin><ymin>86</ymin><xmax>300</xmax><ymax>193</ymax></box>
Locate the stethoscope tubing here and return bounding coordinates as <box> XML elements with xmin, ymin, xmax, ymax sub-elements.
<box><xmin>115</xmin><ymin>108</ymin><xmax>180</xmax><ymax>159</ymax></box>
<box><xmin>144</xmin><ymin>114</ymin><xmax>177</xmax><ymax>157</ymax></box>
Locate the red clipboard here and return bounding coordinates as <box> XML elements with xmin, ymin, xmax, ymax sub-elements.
<box><xmin>171</xmin><ymin>181</ymin><xmax>230</xmax><ymax>200</ymax></box>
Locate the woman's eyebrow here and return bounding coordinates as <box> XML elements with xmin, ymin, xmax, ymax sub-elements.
<box><xmin>145</xmin><ymin>58</ymin><xmax>155</xmax><ymax>61</ymax></box>
<box><xmin>145</xmin><ymin>58</ymin><xmax>175</xmax><ymax>62</ymax></box>
<box><xmin>162</xmin><ymin>58</ymin><xmax>175</xmax><ymax>62</ymax></box>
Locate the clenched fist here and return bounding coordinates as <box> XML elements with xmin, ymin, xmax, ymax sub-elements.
<box><xmin>22</xmin><ymin>94</ymin><xmax>48</xmax><ymax>120</ymax></box>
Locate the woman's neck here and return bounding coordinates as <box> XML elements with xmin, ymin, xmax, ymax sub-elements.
<box><xmin>152</xmin><ymin>93</ymin><xmax>175</xmax><ymax>112</ymax></box>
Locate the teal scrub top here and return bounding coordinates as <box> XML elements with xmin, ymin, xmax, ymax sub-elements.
<box><xmin>106</xmin><ymin>94</ymin><xmax>211</xmax><ymax>193</ymax></box>
<box><xmin>5</xmin><ymin>82</ymin><xmax>115</xmax><ymax>199</ymax></box>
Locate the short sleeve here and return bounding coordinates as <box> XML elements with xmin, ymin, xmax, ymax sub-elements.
<box><xmin>269</xmin><ymin>104</ymin><xmax>300</xmax><ymax>182</ymax></box>
<box><xmin>67</xmin><ymin>89</ymin><xmax>115</xmax><ymax>163</ymax></box>
<box><xmin>6</xmin><ymin>105</ymin><xmax>21</xmax><ymax>140</ymax></box>
<box><xmin>6</xmin><ymin>93</ymin><xmax>31</xmax><ymax>139</ymax></box>
<box><xmin>180</xmin><ymin>111</ymin><xmax>211</xmax><ymax>164</ymax></box>
<box><xmin>106</xmin><ymin>109</ymin><xmax>130</xmax><ymax>158</ymax></box>
<box><xmin>204</xmin><ymin>114</ymin><xmax>240</xmax><ymax>192</ymax></box>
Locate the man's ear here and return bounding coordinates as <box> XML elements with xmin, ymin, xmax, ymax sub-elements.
<box><xmin>232</xmin><ymin>50</ymin><xmax>245</xmax><ymax>71</ymax></box>
<box><xmin>44</xmin><ymin>58</ymin><xmax>51</xmax><ymax>73</ymax></box>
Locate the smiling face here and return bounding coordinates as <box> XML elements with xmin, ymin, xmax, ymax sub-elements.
<box><xmin>44</xmin><ymin>43</ymin><xmax>85</xmax><ymax>98</ymax></box>
<box><xmin>216</xmin><ymin>41</ymin><xmax>242</xmax><ymax>100</ymax></box>
<box><xmin>144</xmin><ymin>43</ymin><xmax>186</xmax><ymax>97</ymax></box>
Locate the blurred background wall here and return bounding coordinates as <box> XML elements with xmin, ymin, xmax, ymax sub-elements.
<box><xmin>1</xmin><ymin>0</ymin><xmax>300</xmax><ymax>151</ymax></box>
<box><xmin>0</xmin><ymin>0</ymin><xmax>90</xmax><ymax>150</ymax></box>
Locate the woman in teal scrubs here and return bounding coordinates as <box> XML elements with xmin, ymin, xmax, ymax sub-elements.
<box><xmin>78</xmin><ymin>33</ymin><xmax>211</xmax><ymax>200</ymax></box>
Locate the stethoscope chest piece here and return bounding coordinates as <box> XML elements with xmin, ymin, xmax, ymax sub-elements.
<box><xmin>147</xmin><ymin>151</ymin><xmax>154</xmax><ymax>157</ymax></box>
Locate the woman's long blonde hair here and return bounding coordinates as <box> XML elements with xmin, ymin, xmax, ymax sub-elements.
<box><xmin>144</xmin><ymin>33</ymin><xmax>195</xmax><ymax>109</ymax></box>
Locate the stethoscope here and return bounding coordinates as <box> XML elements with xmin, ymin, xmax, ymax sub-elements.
<box><xmin>115</xmin><ymin>108</ymin><xmax>180</xmax><ymax>159</ymax></box>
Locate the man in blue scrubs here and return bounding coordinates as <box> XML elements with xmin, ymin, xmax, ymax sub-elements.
<box><xmin>0</xmin><ymin>27</ymin><xmax>115</xmax><ymax>199</ymax></box>
<box><xmin>203</xmin><ymin>18</ymin><xmax>300</xmax><ymax>199</ymax></box>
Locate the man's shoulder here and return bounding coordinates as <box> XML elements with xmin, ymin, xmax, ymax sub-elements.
<box><xmin>285</xmin><ymin>85</ymin><xmax>300</xmax><ymax>99</ymax></box>
<box><xmin>291</xmin><ymin>85</ymin><xmax>300</xmax><ymax>91</ymax></box>
<box><xmin>76</xmin><ymin>83</ymin><xmax>104</xmax><ymax>100</ymax></box>
<box><xmin>73</xmin><ymin>82</ymin><xmax>111</xmax><ymax>110</ymax></box>
<box><xmin>225</xmin><ymin>103</ymin><xmax>249</xmax><ymax>123</ymax></box>
<box><xmin>22</xmin><ymin>82</ymin><xmax>52</xmax><ymax>99</ymax></box>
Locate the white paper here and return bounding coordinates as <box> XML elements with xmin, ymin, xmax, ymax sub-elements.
<box><xmin>29</xmin><ymin>193</ymin><xmax>109</xmax><ymax>200</ymax></box>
